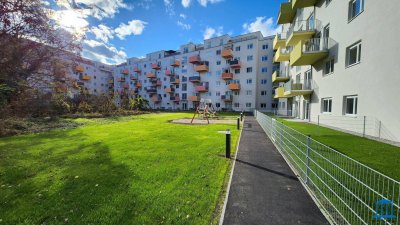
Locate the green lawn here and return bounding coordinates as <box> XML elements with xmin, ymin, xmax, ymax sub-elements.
<box><xmin>277</xmin><ymin>118</ymin><xmax>400</xmax><ymax>181</ymax></box>
<box><xmin>0</xmin><ymin>113</ymin><xmax>240</xmax><ymax>224</ymax></box>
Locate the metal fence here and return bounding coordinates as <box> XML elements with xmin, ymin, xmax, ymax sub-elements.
<box><xmin>254</xmin><ymin>110</ymin><xmax>400</xmax><ymax>225</ymax></box>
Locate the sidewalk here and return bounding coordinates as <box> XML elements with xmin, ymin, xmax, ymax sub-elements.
<box><xmin>222</xmin><ymin>116</ymin><xmax>329</xmax><ymax>225</ymax></box>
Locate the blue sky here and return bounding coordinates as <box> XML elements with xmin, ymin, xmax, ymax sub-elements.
<box><xmin>50</xmin><ymin>0</ymin><xmax>284</xmax><ymax>64</ymax></box>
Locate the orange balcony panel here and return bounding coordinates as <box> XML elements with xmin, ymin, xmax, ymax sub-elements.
<box><xmin>123</xmin><ymin>84</ymin><xmax>129</xmax><ymax>89</ymax></box>
<box><xmin>189</xmin><ymin>55</ymin><xmax>200</xmax><ymax>64</ymax></box>
<box><xmin>130</xmin><ymin>76</ymin><xmax>137</xmax><ymax>80</ymax></box>
<box><xmin>122</xmin><ymin>69</ymin><xmax>129</xmax><ymax>75</ymax></box>
<box><xmin>151</xmin><ymin>63</ymin><xmax>161</xmax><ymax>70</ymax></box>
<box><xmin>195</xmin><ymin>86</ymin><xmax>208</xmax><ymax>92</ymax></box>
<box><xmin>173</xmin><ymin>96</ymin><xmax>180</xmax><ymax>102</ymax></box>
<box><xmin>146</xmin><ymin>73</ymin><xmax>156</xmax><ymax>78</ymax></box>
<box><xmin>133</xmin><ymin>67</ymin><xmax>141</xmax><ymax>73</ymax></box>
<box><xmin>165</xmin><ymin>87</ymin><xmax>175</xmax><ymax>93</ymax></box>
<box><xmin>188</xmin><ymin>96</ymin><xmax>200</xmax><ymax>102</ymax></box>
<box><xmin>152</xmin><ymin>96</ymin><xmax>161</xmax><ymax>102</ymax></box>
<box><xmin>221</xmin><ymin>49</ymin><xmax>233</xmax><ymax>59</ymax></box>
<box><xmin>156</xmin><ymin>80</ymin><xmax>162</xmax><ymax>86</ymax></box>
<box><xmin>171</xmin><ymin>60</ymin><xmax>180</xmax><ymax>67</ymax></box>
<box><xmin>171</xmin><ymin>79</ymin><xmax>180</xmax><ymax>84</ymax></box>
<box><xmin>136</xmin><ymin>82</ymin><xmax>142</xmax><ymax>88</ymax></box>
<box><xmin>221</xmin><ymin>72</ymin><xmax>233</xmax><ymax>80</ymax></box>
<box><xmin>81</xmin><ymin>75</ymin><xmax>91</xmax><ymax>80</ymax></box>
<box><xmin>228</xmin><ymin>83</ymin><xmax>241</xmax><ymax>90</ymax></box>
<box><xmin>75</xmin><ymin>65</ymin><xmax>85</xmax><ymax>72</ymax></box>
<box><xmin>118</xmin><ymin>78</ymin><xmax>126</xmax><ymax>82</ymax></box>
<box><xmin>165</xmin><ymin>70</ymin><xmax>172</xmax><ymax>76</ymax></box>
<box><xmin>230</xmin><ymin>61</ymin><xmax>241</xmax><ymax>69</ymax></box>
<box><xmin>195</xmin><ymin>65</ymin><xmax>209</xmax><ymax>73</ymax></box>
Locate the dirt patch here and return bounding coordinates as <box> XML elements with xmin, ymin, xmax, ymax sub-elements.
<box><xmin>171</xmin><ymin>118</ymin><xmax>236</xmax><ymax>125</ymax></box>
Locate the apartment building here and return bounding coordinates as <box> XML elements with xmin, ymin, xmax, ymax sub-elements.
<box><xmin>112</xmin><ymin>32</ymin><xmax>276</xmax><ymax>112</ymax></box>
<box><xmin>273</xmin><ymin>0</ymin><xmax>400</xmax><ymax>142</ymax></box>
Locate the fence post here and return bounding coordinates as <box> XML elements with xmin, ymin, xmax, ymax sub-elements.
<box><xmin>363</xmin><ymin>116</ymin><xmax>366</xmax><ymax>137</ymax></box>
<box><xmin>378</xmin><ymin>120</ymin><xmax>382</xmax><ymax>139</ymax></box>
<box><xmin>306</xmin><ymin>135</ymin><xmax>311</xmax><ymax>185</ymax></box>
<box><xmin>226</xmin><ymin>129</ymin><xmax>231</xmax><ymax>158</ymax></box>
<box><xmin>317</xmin><ymin>115</ymin><xmax>320</xmax><ymax>126</ymax></box>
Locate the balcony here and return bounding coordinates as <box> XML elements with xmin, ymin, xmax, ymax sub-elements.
<box><xmin>156</xmin><ymin>80</ymin><xmax>162</xmax><ymax>86</ymax></box>
<box><xmin>152</xmin><ymin>95</ymin><xmax>162</xmax><ymax>103</ymax></box>
<box><xmin>145</xmin><ymin>87</ymin><xmax>157</xmax><ymax>93</ymax></box>
<box><xmin>272</xmin><ymin>71</ymin><xmax>290</xmax><ymax>83</ymax></box>
<box><xmin>122</xmin><ymin>69</ymin><xmax>129</xmax><ymax>75</ymax></box>
<box><xmin>146</xmin><ymin>72</ymin><xmax>156</xmax><ymax>79</ymax></box>
<box><xmin>290</xmin><ymin>38</ymin><xmax>332</xmax><ymax>66</ymax></box>
<box><xmin>134</xmin><ymin>67</ymin><xmax>141</xmax><ymax>73</ymax></box>
<box><xmin>221</xmin><ymin>72</ymin><xmax>233</xmax><ymax>80</ymax></box>
<box><xmin>277</xmin><ymin>2</ymin><xmax>295</xmax><ymax>24</ymax></box>
<box><xmin>80</xmin><ymin>75</ymin><xmax>91</xmax><ymax>80</ymax></box>
<box><xmin>291</xmin><ymin>0</ymin><xmax>318</xmax><ymax>9</ymax></box>
<box><xmin>228</xmin><ymin>83</ymin><xmax>240</xmax><ymax>91</ymax></box>
<box><xmin>286</xmin><ymin>19</ymin><xmax>321</xmax><ymax>46</ymax></box>
<box><xmin>229</xmin><ymin>59</ymin><xmax>241</xmax><ymax>68</ymax></box>
<box><xmin>108</xmin><ymin>79</ymin><xmax>114</xmax><ymax>84</ymax></box>
<box><xmin>130</xmin><ymin>75</ymin><xmax>137</xmax><ymax>80</ymax></box>
<box><xmin>195</xmin><ymin>82</ymin><xmax>209</xmax><ymax>92</ymax></box>
<box><xmin>136</xmin><ymin>82</ymin><xmax>142</xmax><ymax>88</ymax></box>
<box><xmin>170</xmin><ymin>78</ymin><xmax>180</xmax><ymax>84</ymax></box>
<box><xmin>273</xmin><ymin>47</ymin><xmax>291</xmax><ymax>62</ymax></box>
<box><xmin>221</xmin><ymin>49</ymin><xmax>233</xmax><ymax>59</ymax></box>
<box><xmin>273</xmin><ymin>33</ymin><xmax>287</xmax><ymax>50</ymax></box>
<box><xmin>221</xmin><ymin>95</ymin><xmax>233</xmax><ymax>102</ymax></box>
<box><xmin>189</xmin><ymin>55</ymin><xmax>201</xmax><ymax>64</ymax></box>
<box><xmin>170</xmin><ymin>59</ymin><xmax>180</xmax><ymax>67</ymax></box>
<box><xmin>189</xmin><ymin>76</ymin><xmax>201</xmax><ymax>83</ymax></box>
<box><xmin>188</xmin><ymin>96</ymin><xmax>200</xmax><ymax>102</ymax></box>
<box><xmin>165</xmin><ymin>87</ymin><xmax>175</xmax><ymax>93</ymax></box>
<box><xmin>195</xmin><ymin>61</ymin><xmax>209</xmax><ymax>73</ymax></box>
<box><xmin>274</xmin><ymin>87</ymin><xmax>286</xmax><ymax>99</ymax></box>
<box><xmin>75</xmin><ymin>65</ymin><xmax>85</xmax><ymax>72</ymax></box>
<box><xmin>284</xmin><ymin>79</ymin><xmax>314</xmax><ymax>97</ymax></box>
<box><xmin>123</xmin><ymin>83</ymin><xmax>129</xmax><ymax>89</ymax></box>
<box><xmin>151</xmin><ymin>63</ymin><xmax>161</xmax><ymax>70</ymax></box>
<box><xmin>165</xmin><ymin>69</ymin><xmax>173</xmax><ymax>76</ymax></box>
<box><xmin>170</xmin><ymin>96</ymin><xmax>180</xmax><ymax>102</ymax></box>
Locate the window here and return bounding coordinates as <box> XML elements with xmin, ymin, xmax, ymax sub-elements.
<box><xmin>344</xmin><ymin>95</ymin><xmax>358</xmax><ymax>115</ymax></box>
<box><xmin>246</xmin><ymin>79</ymin><xmax>252</xmax><ymax>84</ymax></box>
<box><xmin>216</xmin><ymin>50</ymin><xmax>221</xmax><ymax>55</ymax></box>
<box><xmin>246</xmin><ymin>103</ymin><xmax>251</xmax><ymax>108</ymax></box>
<box><xmin>183</xmin><ymin>47</ymin><xmax>188</xmax><ymax>53</ymax></box>
<box><xmin>216</xmin><ymin>81</ymin><xmax>221</xmax><ymax>86</ymax></box>
<box><xmin>219</xmin><ymin>39</ymin><xmax>224</xmax><ymax>46</ymax></box>
<box><xmin>260</xmin><ymin>103</ymin><xmax>266</xmax><ymax>108</ymax></box>
<box><xmin>262</xmin><ymin>44</ymin><xmax>268</xmax><ymax>50</ymax></box>
<box><xmin>322</xmin><ymin>98</ymin><xmax>332</xmax><ymax>113</ymax></box>
<box><xmin>261</xmin><ymin>91</ymin><xmax>267</xmax><ymax>96</ymax></box>
<box><xmin>261</xmin><ymin>79</ymin><xmax>267</xmax><ymax>84</ymax></box>
<box><xmin>216</xmin><ymin>60</ymin><xmax>221</xmax><ymax>65</ymax></box>
<box><xmin>348</xmin><ymin>0</ymin><xmax>364</xmax><ymax>21</ymax></box>
<box><xmin>346</xmin><ymin>41</ymin><xmax>361</xmax><ymax>67</ymax></box>
<box><xmin>233</xmin><ymin>91</ymin><xmax>240</xmax><ymax>96</ymax></box>
<box><xmin>261</xmin><ymin>67</ymin><xmax>268</xmax><ymax>73</ymax></box>
<box><xmin>216</xmin><ymin>91</ymin><xmax>220</xmax><ymax>96</ymax></box>
<box><xmin>246</xmin><ymin>67</ymin><xmax>253</xmax><ymax>73</ymax></box>
<box><xmin>216</xmin><ymin>103</ymin><xmax>220</xmax><ymax>108</ymax></box>
<box><xmin>234</xmin><ymin>103</ymin><xmax>240</xmax><ymax>108</ymax></box>
<box><xmin>247</xmin><ymin>55</ymin><xmax>253</xmax><ymax>61</ymax></box>
<box><xmin>216</xmin><ymin>71</ymin><xmax>221</xmax><ymax>77</ymax></box>
<box><xmin>325</xmin><ymin>59</ymin><xmax>334</xmax><ymax>75</ymax></box>
<box><xmin>246</xmin><ymin>90</ymin><xmax>252</xmax><ymax>96</ymax></box>
<box><xmin>235</xmin><ymin>46</ymin><xmax>241</xmax><ymax>51</ymax></box>
<box><xmin>247</xmin><ymin>43</ymin><xmax>253</xmax><ymax>49</ymax></box>
<box><xmin>261</xmin><ymin>55</ymin><xmax>268</xmax><ymax>61</ymax></box>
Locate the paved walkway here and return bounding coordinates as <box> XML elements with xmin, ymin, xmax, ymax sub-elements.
<box><xmin>222</xmin><ymin>116</ymin><xmax>329</xmax><ymax>225</ymax></box>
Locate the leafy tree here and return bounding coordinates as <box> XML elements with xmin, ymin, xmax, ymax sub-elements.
<box><xmin>129</xmin><ymin>96</ymin><xmax>149</xmax><ymax>111</ymax></box>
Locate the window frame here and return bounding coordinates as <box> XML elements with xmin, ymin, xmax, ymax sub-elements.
<box><xmin>321</xmin><ymin>98</ymin><xmax>333</xmax><ymax>114</ymax></box>
<box><xmin>346</xmin><ymin>41</ymin><xmax>362</xmax><ymax>67</ymax></box>
<box><xmin>344</xmin><ymin>95</ymin><xmax>358</xmax><ymax>116</ymax></box>
<box><xmin>348</xmin><ymin>0</ymin><xmax>364</xmax><ymax>22</ymax></box>
<box><xmin>324</xmin><ymin>58</ymin><xmax>335</xmax><ymax>75</ymax></box>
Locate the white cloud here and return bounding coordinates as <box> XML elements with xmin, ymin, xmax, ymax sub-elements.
<box><xmin>181</xmin><ymin>0</ymin><xmax>191</xmax><ymax>8</ymax></box>
<box><xmin>177</xmin><ymin>21</ymin><xmax>191</xmax><ymax>30</ymax></box>
<box><xmin>179</xmin><ymin>13</ymin><xmax>187</xmax><ymax>19</ymax></box>
<box><xmin>197</xmin><ymin>0</ymin><xmax>223</xmax><ymax>7</ymax></box>
<box><xmin>242</xmin><ymin>17</ymin><xmax>281</xmax><ymax>37</ymax></box>
<box><xmin>82</xmin><ymin>39</ymin><xmax>127</xmax><ymax>64</ymax></box>
<box><xmin>137</xmin><ymin>0</ymin><xmax>153</xmax><ymax>10</ymax></box>
<box><xmin>52</xmin><ymin>9</ymin><xmax>89</xmax><ymax>36</ymax></box>
<box><xmin>91</xmin><ymin>24</ymin><xmax>114</xmax><ymax>42</ymax></box>
<box><xmin>114</xmin><ymin>20</ymin><xmax>147</xmax><ymax>40</ymax></box>
<box><xmin>203</xmin><ymin>26</ymin><xmax>223</xmax><ymax>40</ymax></box>
<box><xmin>164</xmin><ymin>0</ymin><xmax>175</xmax><ymax>16</ymax></box>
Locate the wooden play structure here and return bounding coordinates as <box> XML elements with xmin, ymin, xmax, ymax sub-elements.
<box><xmin>191</xmin><ymin>99</ymin><xmax>217</xmax><ymax>124</ymax></box>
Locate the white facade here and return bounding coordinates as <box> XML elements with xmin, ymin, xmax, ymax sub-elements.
<box><xmin>274</xmin><ymin>0</ymin><xmax>400</xmax><ymax>142</ymax></box>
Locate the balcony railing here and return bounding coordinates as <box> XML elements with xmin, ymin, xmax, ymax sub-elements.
<box><xmin>283</xmin><ymin>78</ymin><xmax>314</xmax><ymax>97</ymax></box>
<box><xmin>80</xmin><ymin>75</ymin><xmax>91</xmax><ymax>81</ymax></box>
<box><xmin>145</xmin><ymin>87</ymin><xmax>157</xmax><ymax>93</ymax></box>
<box><xmin>170</xmin><ymin>96</ymin><xmax>180</xmax><ymax>101</ymax></box>
<box><xmin>290</xmin><ymin>38</ymin><xmax>335</xmax><ymax>66</ymax></box>
<box><xmin>170</xmin><ymin>78</ymin><xmax>180</xmax><ymax>84</ymax></box>
<box><xmin>156</xmin><ymin>80</ymin><xmax>162</xmax><ymax>86</ymax></box>
<box><xmin>133</xmin><ymin>67</ymin><xmax>141</xmax><ymax>73</ymax></box>
<box><xmin>195</xmin><ymin>82</ymin><xmax>209</xmax><ymax>92</ymax></box>
<box><xmin>151</xmin><ymin>63</ymin><xmax>161</xmax><ymax>70</ymax></box>
<box><xmin>221</xmin><ymin>49</ymin><xmax>233</xmax><ymax>59</ymax></box>
<box><xmin>170</xmin><ymin>59</ymin><xmax>180</xmax><ymax>67</ymax></box>
<box><xmin>152</xmin><ymin>95</ymin><xmax>162</xmax><ymax>102</ymax></box>
<box><xmin>195</xmin><ymin>61</ymin><xmax>209</xmax><ymax>73</ymax></box>
<box><xmin>122</xmin><ymin>69</ymin><xmax>129</xmax><ymax>75</ymax></box>
<box><xmin>221</xmin><ymin>72</ymin><xmax>233</xmax><ymax>80</ymax></box>
<box><xmin>146</xmin><ymin>72</ymin><xmax>156</xmax><ymax>79</ymax></box>
<box><xmin>165</xmin><ymin>70</ymin><xmax>172</xmax><ymax>76</ymax></box>
<box><xmin>286</xmin><ymin>19</ymin><xmax>321</xmax><ymax>46</ymax></box>
<box><xmin>165</xmin><ymin>87</ymin><xmax>175</xmax><ymax>93</ymax></box>
<box><xmin>273</xmin><ymin>33</ymin><xmax>287</xmax><ymax>50</ymax></box>
<box><xmin>272</xmin><ymin>70</ymin><xmax>290</xmax><ymax>83</ymax></box>
<box><xmin>130</xmin><ymin>75</ymin><xmax>137</xmax><ymax>80</ymax></box>
<box><xmin>228</xmin><ymin>83</ymin><xmax>240</xmax><ymax>90</ymax></box>
<box><xmin>221</xmin><ymin>95</ymin><xmax>233</xmax><ymax>101</ymax></box>
<box><xmin>274</xmin><ymin>46</ymin><xmax>292</xmax><ymax>62</ymax></box>
<box><xmin>189</xmin><ymin>76</ymin><xmax>201</xmax><ymax>83</ymax></box>
<box><xmin>188</xmin><ymin>96</ymin><xmax>200</xmax><ymax>102</ymax></box>
<box><xmin>229</xmin><ymin>59</ymin><xmax>241</xmax><ymax>68</ymax></box>
<box><xmin>75</xmin><ymin>65</ymin><xmax>85</xmax><ymax>72</ymax></box>
<box><xmin>136</xmin><ymin>82</ymin><xmax>142</xmax><ymax>88</ymax></box>
<box><xmin>274</xmin><ymin>87</ymin><xmax>285</xmax><ymax>99</ymax></box>
<box><xmin>189</xmin><ymin>55</ymin><xmax>201</xmax><ymax>64</ymax></box>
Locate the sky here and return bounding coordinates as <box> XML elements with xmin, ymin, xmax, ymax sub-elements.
<box><xmin>48</xmin><ymin>0</ymin><xmax>285</xmax><ymax>65</ymax></box>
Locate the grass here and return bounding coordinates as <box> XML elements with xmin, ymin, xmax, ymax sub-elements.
<box><xmin>0</xmin><ymin>113</ymin><xmax>240</xmax><ymax>224</ymax></box>
<box><xmin>276</xmin><ymin>118</ymin><xmax>400</xmax><ymax>181</ymax></box>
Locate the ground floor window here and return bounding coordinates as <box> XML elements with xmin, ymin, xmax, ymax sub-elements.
<box><xmin>322</xmin><ymin>98</ymin><xmax>332</xmax><ymax>113</ymax></box>
<box><xmin>260</xmin><ymin>103</ymin><xmax>266</xmax><ymax>108</ymax></box>
<box><xmin>234</xmin><ymin>102</ymin><xmax>240</xmax><ymax>108</ymax></box>
<box><xmin>246</xmin><ymin>103</ymin><xmax>251</xmax><ymax>108</ymax></box>
<box><xmin>344</xmin><ymin>95</ymin><xmax>358</xmax><ymax>115</ymax></box>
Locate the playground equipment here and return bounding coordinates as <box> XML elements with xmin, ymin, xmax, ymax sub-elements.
<box><xmin>191</xmin><ymin>98</ymin><xmax>217</xmax><ymax>124</ymax></box>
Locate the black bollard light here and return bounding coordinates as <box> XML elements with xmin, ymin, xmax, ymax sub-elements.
<box><xmin>226</xmin><ymin>129</ymin><xmax>231</xmax><ymax>158</ymax></box>
<box><xmin>237</xmin><ymin>118</ymin><xmax>240</xmax><ymax>130</ymax></box>
<box><xmin>240</xmin><ymin>112</ymin><xmax>243</xmax><ymax>121</ymax></box>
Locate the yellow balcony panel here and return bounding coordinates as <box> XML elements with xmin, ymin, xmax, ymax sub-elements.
<box><xmin>274</xmin><ymin>87</ymin><xmax>286</xmax><ymax>99</ymax></box>
<box><xmin>290</xmin><ymin>38</ymin><xmax>330</xmax><ymax>66</ymax></box>
<box><xmin>228</xmin><ymin>83</ymin><xmax>240</xmax><ymax>91</ymax></box>
<box><xmin>195</xmin><ymin>64</ymin><xmax>209</xmax><ymax>73</ymax></box>
<box><xmin>286</xmin><ymin>30</ymin><xmax>315</xmax><ymax>46</ymax></box>
<box><xmin>277</xmin><ymin>2</ymin><xmax>295</xmax><ymax>24</ymax></box>
<box><xmin>283</xmin><ymin>81</ymin><xmax>314</xmax><ymax>97</ymax></box>
<box><xmin>80</xmin><ymin>75</ymin><xmax>91</xmax><ymax>80</ymax></box>
<box><xmin>273</xmin><ymin>33</ymin><xmax>286</xmax><ymax>50</ymax></box>
<box><xmin>188</xmin><ymin>96</ymin><xmax>200</xmax><ymax>102</ymax></box>
<box><xmin>274</xmin><ymin>47</ymin><xmax>290</xmax><ymax>62</ymax></box>
<box><xmin>75</xmin><ymin>65</ymin><xmax>85</xmax><ymax>72</ymax></box>
<box><xmin>286</xmin><ymin>19</ymin><xmax>321</xmax><ymax>46</ymax></box>
<box><xmin>292</xmin><ymin>0</ymin><xmax>318</xmax><ymax>9</ymax></box>
<box><xmin>272</xmin><ymin>71</ymin><xmax>290</xmax><ymax>83</ymax></box>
